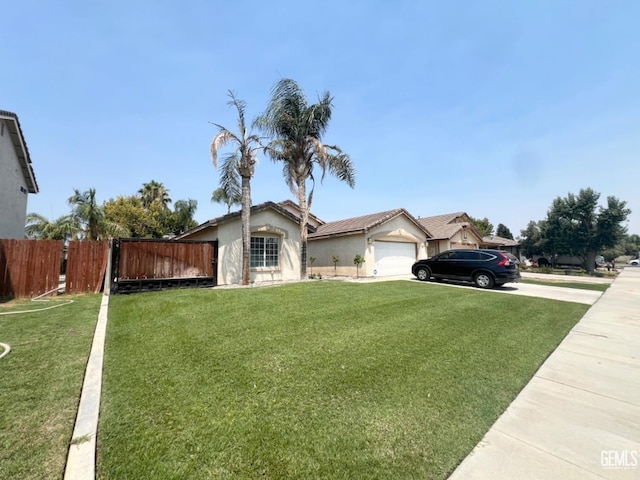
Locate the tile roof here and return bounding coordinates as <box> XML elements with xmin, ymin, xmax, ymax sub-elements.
<box><xmin>176</xmin><ymin>201</ymin><xmax>312</xmax><ymax>239</ymax></box>
<box><xmin>0</xmin><ymin>110</ymin><xmax>38</xmax><ymax>193</ymax></box>
<box><xmin>482</xmin><ymin>235</ymin><xmax>521</xmax><ymax>247</ymax></box>
<box><xmin>417</xmin><ymin>212</ymin><xmax>471</xmax><ymax>239</ymax></box>
<box><xmin>310</xmin><ymin>208</ymin><xmax>431</xmax><ymax>239</ymax></box>
<box><xmin>277</xmin><ymin>199</ymin><xmax>325</xmax><ymax>227</ymax></box>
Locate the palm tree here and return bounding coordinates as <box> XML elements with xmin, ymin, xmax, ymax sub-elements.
<box><xmin>210</xmin><ymin>91</ymin><xmax>262</xmax><ymax>285</ymax></box>
<box><xmin>211</xmin><ymin>187</ymin><xmax>242</xmax><ymax>214</ymax></box>
<box><xmin>68</xmin><ymin>188</ymin><xmax>128</xmax><ymax>240</ymax></box>
<box><xmin>256</xmin><ymin>78</ymin><xmax>355</xmax><ymax>277</ymax></box>
<box><xmin>25</xmin><ymin>213</ymin><xmax>80</xmax><ymax>241</ymax></box>
<box><xmin>172</xmin><ymin>199</ymin><xmax>199</xmax><ymax>234</ymax></box>
<box><xmin>138</xmin><ymin>180</ymin><xmax>172</xmax><ymax>209</ymax></box>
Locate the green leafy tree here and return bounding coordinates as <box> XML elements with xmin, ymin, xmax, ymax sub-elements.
<box><xmin>542</xmin><ymin>188</ymin><xmax>630</xmax><ymax>273</ymax></box>
<box><xmin>332</xmin><ymin>255</ymin><xmax>339</xmax><ymax>275</ymax></box>
<box><xmin>496</xmin><ymin>223</ymin><xmax>514</xmax><ymax>239</ymax></box>
<box><xmin>210</xmin><ymin>91</ymin><xmax>262</xmax><ymax>285</ymax></box>
<box><xmin>519</xmin><ymin>220</ymin><xmax>545</xmax><ymax>257</ymax></box>
<box><xmin>25</xmin><ymin>213</ymin><xmax>80</xmax><ymax>241</ymax></box>
<box><xmin>103</xmin><ymin>196</ymin><xmax>156</xmax><ymax>238</ymax></box>
<box><xmin>257</xmin><ymin>78</ymin><xmax>355</xmax><ymax>278</ymax></box>
<box><xmin>353</xmin><ymin>254</ymin><xmax>365</xmax><ymax>278</ymax></box>
<box><xmin>211</xmin><ymin>187</ymin><xmax>241</xmax><ymax>214</ymax></box>
<box><xmin>622</xmin><ymin>234</ymin><xmax>640</xmax><ymax>257</ymax></box>
<box><xmin>469</xmin><ymin>216</ymin><xmax>494</xmax><ymax>237</ymax></box>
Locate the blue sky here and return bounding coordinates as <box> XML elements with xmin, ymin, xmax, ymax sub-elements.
<box><xmin>4</xmin><ymin>1</ymin><xmax>639</xmax><ymax>236</ymax></box>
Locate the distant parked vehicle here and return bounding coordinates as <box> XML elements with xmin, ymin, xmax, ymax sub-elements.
<box><xmin>628</xmin><ymin>259</ymin><xmax>640</xmax><ymax>266</ymax></box>
<box><xmin>411</xmin><ymin>249</ymin><xmax>521</xmax><ymax>289</ymax></box>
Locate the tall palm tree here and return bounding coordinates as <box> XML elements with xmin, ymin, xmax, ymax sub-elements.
<box><xmin>68</xmin><ymin>188</ymin><xmax>128</xmax><ymax>240</ymax></box>
<box><xmin>211</xmin><ymin>187</ymin><xmax>242</xmax><ymax>214</ymax></box>
<box><xmin>25</xmin><ymin>213</ymin><xmax>80</xmax><ymax>241</ymax></box>
<box><xmin>210</xmin><ymin>91</ymin><xmax>262</xmax><ymax>285</ymax></box>
<box><xmin>256</xmin><ymin>78</ymin><xmax>355</xmax><ymax>277</ymax></box>
<box><xmin>138</xmin><ymin>180</ymin><xmax>172</xmax><ymax>209</ymax></box>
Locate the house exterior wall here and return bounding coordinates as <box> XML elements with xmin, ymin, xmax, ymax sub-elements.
<box><xmin>0</xmin><ymin>124</ymin><xmax>29</xmax><ymax>238</ymax></box>
<box><xmin>308</xmin><ymin>215</ymin><xmax>428</xmax><ymax>277</ymax></box>
<box><xmin>449</xmin><ymin>229</ymin><xmax>480</xmax><ymax>249</ymax></box>
<box><xmin>308</xmin><ymin>233</ymin><xmax>368</xmax><ymax>277</ymax></box>
<box><xmin>182</xmin><ymin>209</ymin><xmax>301</xmax><ymax>285</ymax></box>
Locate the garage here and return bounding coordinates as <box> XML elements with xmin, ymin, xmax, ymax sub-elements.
<box><xmin>373</xmin><ymin>241</ymin><xmax>417</xmax><ymax>276</ymax></box>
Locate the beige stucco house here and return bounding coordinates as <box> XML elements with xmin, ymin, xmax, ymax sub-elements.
<box><xmin>177</xmin><ymin>201</ymin><xmax>311</xmax><ymax>285</ymax></box>
<box><xmin>0</xmin><ymin>110</ymin><xmax>38</xmax><ymax>238</ymax></box>
<box><xmin>417</xmin><ymin>212</ymin><xmax>484</xmax><ymax>256</ymax></box>
<box><xmin>307</xmin><ymin>208</ymin><xmax>431</xmax><ymax>277</ymax></box>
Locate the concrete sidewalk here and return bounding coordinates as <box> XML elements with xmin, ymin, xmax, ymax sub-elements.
<box><xmin>448</xmin><ymin>268</ymin><xmax>640</xmax><ymax>479</ymax></box>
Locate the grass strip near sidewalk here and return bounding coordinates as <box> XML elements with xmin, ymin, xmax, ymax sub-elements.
<box><xmin>99</xmin><ymin>282</ymin><xmax>588</xmax><ymax>480</ymax></box>
<box><xmin>520</xmin><ymin>279</ymin><xmax>609</xmax><ymax>292</ymax></box>
<box><xmin>0</xmin><ymin>294</ymin><xmax>102</xmax><ymax>480</ymax></box>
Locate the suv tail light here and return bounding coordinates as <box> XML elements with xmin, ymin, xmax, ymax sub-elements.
<box><xmin>497</xmin><ymin>253</ymin><xmax>511</xmax><ymax>266</ymax></box>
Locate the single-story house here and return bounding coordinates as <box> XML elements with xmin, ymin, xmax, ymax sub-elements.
<box><xmin>417</xmin><ymin>212</ymin><xmax>484</xmax><ymax>256</ymax></box>
<box><xmin>307</xmin><ymin>208</ymin><xmax>431</xmax><ymax>277</ymax></box>
<box><xmin>481</xmin><ymin>235</ymin><xmax>521</xmax><ymax>257</ymax></box>
<box><xmin>0</xmin><ymin>110</ymin><xmax>38</xmax><ymax>238</ymax></box>
<box><xmin>177</xmin><ymin>201</ymin><xmax>314</xmax><ymax>285</ymax></box>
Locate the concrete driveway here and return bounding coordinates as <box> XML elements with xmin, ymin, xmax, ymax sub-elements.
<box><xmin>362</xmin><ymin>273</ymin><xmax>606</xmax><ymax>305</ymax></box>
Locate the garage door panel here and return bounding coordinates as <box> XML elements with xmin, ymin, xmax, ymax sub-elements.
<box><xmin>374</xmin><ymin>241</ymin><xmax>416</xmax><ymax>276</ymax></box>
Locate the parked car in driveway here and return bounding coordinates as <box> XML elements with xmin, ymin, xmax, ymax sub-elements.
<box><xmin>628</xmin><ymin>259</ymin><xmax>640</xmax><ymax>266</ymax></box>
<box><xmin>412</xmin><ymin>249</ymin><xmax>521</xmax><ymax>288</ymax></box>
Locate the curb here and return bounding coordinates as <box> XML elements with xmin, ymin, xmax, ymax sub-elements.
<box><xmin>64</xmin><ymin>294</ymin><xmax>110</xmax><ymax>480</ymax></box>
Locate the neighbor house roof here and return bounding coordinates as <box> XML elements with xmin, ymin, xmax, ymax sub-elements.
<box><xmin>0</xmin><ymin>110</ymin><xmax>38</xmax><ymax>193</ymax></box>
<box><xmin>309</xmin><ymin>208</ymin><xmax>431</xmax><ymax>240</ymax></box>
<box><xmin>417</xmin><ymin>212</ymin><xmax>482</xmax><ymax>240</ymax></box>
<box><xmin>482</xmin><ymin>235</ymin><xmax>520</xmax><ymax>247</ymax></box>
<box><xmin>176</xmin><ymin>201</ymin><xmax>315</xmax><ymax>239</ymax></box>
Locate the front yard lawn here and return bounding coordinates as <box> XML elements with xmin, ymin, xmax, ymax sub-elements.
<box><xmin>99</xmin><ymin>281</ymin><xmax>589</xmax><ymax>479</ymax></box>
<box><xmin>0</xmin><ymin>294</ymin><xmax>101</xmax><ymax>479</ymax></box>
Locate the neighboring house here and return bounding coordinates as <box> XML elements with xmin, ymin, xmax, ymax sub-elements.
<box><xmin>176</xmin><ymin>201</ymin><xmax>314</xmax><ymax>285</ymax></box>
<box><xmin>417</xmin><ymin>212</ymin><xmax>484</xmax><ymax>256</ymax></box>
<box><xmin>481</xmin><ymin>235</ymin><xmax>521</xmax><ymax>257</ymax></box>
<box><xmin>308</xmin><ymin>209</ymin><xmax>431</xmax><ymax>277</ymax></box>
<box><xmin>0</xmin><ymin>110</ymin><xmax>38</xmax><ymax>238</ymax></box>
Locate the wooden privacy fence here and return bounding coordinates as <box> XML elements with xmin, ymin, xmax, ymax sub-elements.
<box><xmin>0</xmin><ymin>239</ymin><xmax>63</xmax><ymax>298</ymax></box>
<box><xmin>110</xmin><ymin>239</ymin><xmax>218</xmax><ymax>294</ymax></box>
<box><xmin>65</xmin><ymin>241</ymin><xmax>109</xmax><ymax>294</ymax></box>
<box><xmin>0</xmin><ymin>238</ymin><xmax>218</xmax><ymax>298</ymax></box>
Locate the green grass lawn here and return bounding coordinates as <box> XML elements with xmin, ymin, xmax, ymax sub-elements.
<box><xmin>0</xmin><ymin>294</ymin><xmax>101</xmax><ymax>480</ymax></box>
<box><xmin>99</xmin><ymin>282</ymin><xmax>589</xmax><ymax>480</ymax></box>
<box><xmin>520</xmin><ymin>279</ymin><xmax>609</xmax><ymax>292</ymax></box>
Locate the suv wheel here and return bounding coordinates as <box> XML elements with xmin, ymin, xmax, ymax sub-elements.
<box><xmin>474</xmin><ymin>272</ymin><xmax>495</xmax><ymax>289</ymax></box>
<box><xmin>416</xmin><ymin>267</ymin><xmax>431</xmax><ymax>281</ymax></box>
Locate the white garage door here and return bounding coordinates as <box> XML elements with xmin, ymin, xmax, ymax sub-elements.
<box><xmin>373</xmin><ymin>241</ymin><xmax>416</xmax><ymax>276</ymax></box>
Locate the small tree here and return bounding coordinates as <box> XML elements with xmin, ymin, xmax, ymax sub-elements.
<box><xmin>309</xmin><ymin>256</ymin><xmax>316</xmax><ymax>277</ymax></box>
<box><xmin>353</xmin><ymin>254</ymin><xmax>365</xmax><ymax>278</ymax></box>
<box><xmin>332</xmin><ymin>255</ymin><xmax>339</xmax><ymax>275</ymax></box>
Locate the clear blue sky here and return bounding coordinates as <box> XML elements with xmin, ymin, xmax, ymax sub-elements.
<box><xmin>4</xmin><ymin>1</ymin><xmax>639</xmax><ymax>236</ymax></box>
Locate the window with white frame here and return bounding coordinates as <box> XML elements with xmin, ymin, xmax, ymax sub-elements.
<box><xmin>250</xmin><ymin>236</ymin><xmax>279</xmax><ymax>268</ymax></box>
